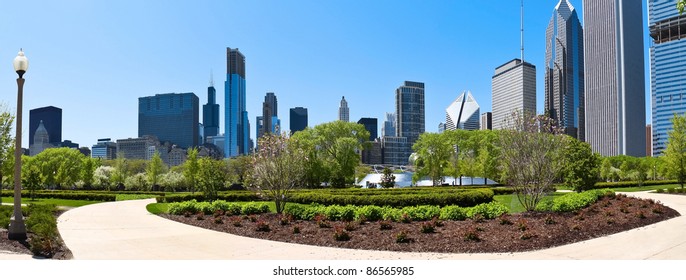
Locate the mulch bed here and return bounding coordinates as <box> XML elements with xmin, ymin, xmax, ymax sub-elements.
<box><xmin>0</xmin><ymin>210</ymin><xmax>73</xmax><ymax>260</ymax></box>
<box><xmin>161</xmin><ymin>194</ymin><xmax>680</xmax><ymax>253</ymax></box>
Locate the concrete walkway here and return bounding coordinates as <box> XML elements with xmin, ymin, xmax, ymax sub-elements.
<box><xmin>48</xmin><ymin>191</ymin><xmax>686</xmax><ymax>260</ymax></box>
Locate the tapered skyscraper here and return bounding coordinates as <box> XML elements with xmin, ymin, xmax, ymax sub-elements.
<box><xmin>649</xmin><ymin>0</ymin><xmax>686</xmax><ymax>156</ymax></box>
<box><xmin>225</xmin><ymin>47</ymin><xmax>249</xmax><ymax>157</ymax></box>
<box><xmin>545</xmin><ymin>0</ymin><xmax>584</xmax><ymax>141</ymax></box>
<box><xmin>584</xmin><ymin>0</ymin><xmax>646</xmax><ymax>156</ymax></box>
<box><xmin>203</xmin><ymin>76</ymin><xmax>219</xmax><ymax>141</ymax></box>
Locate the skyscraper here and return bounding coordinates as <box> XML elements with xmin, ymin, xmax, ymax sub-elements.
<box><xmin>445</xmin><ymin>90</ymin><xmax>480</xmax><ymax>131</ymax></box>
<box><xmin>650</xmin><ymin>0</ymin><xmax>686</xmax><ymax>156</ymax></box>
<box><xmin>396</xmin><ymin>81</ymin><xmax>425</xmax><ymax>144</ymax></box>
<box><xmin>261</xmin><ymin>92</ymin><xmax>278</xmax><ymax>136</ymax></box>
<box><xmin>225</xmin><ymin>47</ymin><xmax>249</xmax><ymax>157</ymax></box>
<box><xmin>290</xmin><ymin>107</ymin><xmax>308</xmax><ymax>133</ymax></box>
<box><xmin>203</xmin><ymin>76</ymin><xmax>220</xmax><ymax>141</ymax></box>
<box><xmin>382</xmin><ymin>112</ymin><xmax>396</xmax><ymax>137</ymax></box>
<box><xmin>480</xmin><ymin>112</ymin><xmax>492</xmax><ymax>130</ymax></box>
<box><xmin>138</xmin><ymin>92</ymin><xmax>199</xmax><ymax>148</ymax></box>
<box><xmin>384</xmin><ymin>81</ymin><xmax>424</xmax><ymax>165</ymax></box>
<box><xmin>491</xmin><ymin>59</ymin><xmax>536</xmax><ymax>130</ymax></box>
<box><xmin>29</xmin><ymin>106</ymin><xmax>62</xmax><ymax>146</ymax></box>
<box><xmin>357</xmin><ymin>118</ymin><xmax>378</xmax><ymax>141</ymax></box>
<box><xmin>338</xmin><ymin>96</ymin><xmax>349</xmax><ymax>122</ymax></box>
<box><xmin>584</xmin><ymin>0</ymin><xmax>646</xmax><ymax>156</ymax></box>
<box><xmin>545</xmin><ymin>0</ymin><xmax>585</xmax><ymax>140</ymax></box>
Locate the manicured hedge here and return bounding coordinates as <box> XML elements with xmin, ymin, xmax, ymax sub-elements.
<box><xmin>0</xmin><ymin>190</ymin><xmax>116</xmax><ymax>201</ymax></box>
<box><xmin>592</xmin><ymin>180</ymin><xmax>677</xmax><ymax>189</ymax></box>
<box><xmin>536</xmin><ymin>189</ymin><xmax>614</xmax><ymax>213</ymax></box>
<box><xmin>283</xmin><ymin>202</ymin><xmax>509</xmax><ymax>222</ymax></box>
<box><xmin>157</xmin><ymin>191</ymin><xmax>261</xmax><ymax>203</ymax></box>
<box><xmin>167</xmin><ymin>200</ymin><xmax>270</xmax><ymax>215</ymax></box>
<box><xmin>288</xmin><ymin>188</ymin><xmax>494</xmax><ymax>208</ymax></box>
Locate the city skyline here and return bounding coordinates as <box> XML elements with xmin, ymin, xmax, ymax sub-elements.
<box><xmin>1</xmin><ymin>1</ymin><xmax>653</xmax><ymax>149</ymax></box>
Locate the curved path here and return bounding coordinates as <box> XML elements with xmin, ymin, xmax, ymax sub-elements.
<box><xmin>54</xmin><ymin>192</ymin><xmax>686</xmax><ymax>260</ymax></box>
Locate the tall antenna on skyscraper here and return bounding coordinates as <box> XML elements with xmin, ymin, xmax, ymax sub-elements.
<box><xmin>520</xmin><ymin>0</ymin><xmax>524</xmax><ymax>62</ymax></box>
<box><xmin>210</xmin><ymin>69</ymin><xmax>214</xmax><ymax>87</ymax></box>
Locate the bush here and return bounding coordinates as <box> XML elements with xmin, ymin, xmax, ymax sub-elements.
<box><xmin>333</xmin><ymin>227</ymin><xmax>351</xmax><ymax>241</ymax></box>
<box><xmin>400</xmin><ymin>205</ymin><xmax>440</xmax><ymax>221</ymax></box>
<box><xmin>439</xmin><ymin>206</ymin><xmax>468</xmax><ymax>221</ymax></box>
<box><xmin>538</xmin><ymin>189</ymin><xmax>614</xmax><ymax>213</ymax></box>
<box><xmin>467</xmin><ymin>202</ymin><xmax>508</xmax><ymax>219</ymax></box>
<box><xmin>356</xmin><ymin>205</ymin><xmax>384</xmax><ymax>221</ymax></box>
<box><xmin>420</xmin><ymin>222</ymin><xmax>435</xmax><ymax>234</ymax></box>
<box><xmin>289</xmin><ymin>188</ymin><xmax>494</xmax><ymax>208</ymax></box>
<box><xmin>168</xmin><ymin>200</ymin><xmax>200</xmax><ymax>215</ymax></box>
<box><xmin>25</xmin><ymin>204</ymin><xmax>61</xmax><ymax>258</ymax></box>
<box><xmin>395</xmin><ymin>231</ymin><xmax>411</xmax><ymax>243</ymax></box>
<box><xmin>241</xmin><ymin>202</ymin><xmax>270</xmax><ymax>215</ymax></box>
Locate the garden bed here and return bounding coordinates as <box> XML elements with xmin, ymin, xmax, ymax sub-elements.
<box><xmin>160</xmin><ymin>194</ymin><xmax>679</xmax><ymax>254</ymax></box>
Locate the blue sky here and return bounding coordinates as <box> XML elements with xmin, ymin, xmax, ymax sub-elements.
<box><xmin>0</xmin><ymin>0</ymin><xmax>652</xmax><ymax>149</ymax></box>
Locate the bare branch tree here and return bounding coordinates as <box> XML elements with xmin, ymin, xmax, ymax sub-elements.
<box><xmin>499</xmin><ymin>110</ymin><xmax>567</xmax><ymax>211</ymax></box>
<box><xmin>249</xmin><ymin>132</ymin><xmax>307</xmax><ymax>213</ymax></box>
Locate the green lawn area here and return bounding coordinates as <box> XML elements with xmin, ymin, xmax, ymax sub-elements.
<box><xmin>494</xmin><ymin>192</ymin><xmax>566</xmax><ymax>213</ymax></box>
<box><xmin>1</xmin><ymin>196</ymin><xmax>101</xmax><ymax>207</ymax></box>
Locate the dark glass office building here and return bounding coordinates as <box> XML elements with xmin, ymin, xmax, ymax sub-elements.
<box><xmin>357</xmin><ymin>117</ymin><xmax>378</xmax><ymax>141</ymax></box>
<box><xmin>138</xmin><ymin>92</ymin><xmax>199</xmax><ymax>148</ymax></box>
<box><xmin>203</xmin><ymin>82</ymin><xmax>220</xmax><ymax>141</ymax></box>
<box><xmin>290</xmin><ymin>107</ymin><xmax>308</xmax><ymax>133</ymax></box>
<box><xmin>29</xmin><ymin>106</ymin><xmax>62</xmax><ymax>146</ymax></box>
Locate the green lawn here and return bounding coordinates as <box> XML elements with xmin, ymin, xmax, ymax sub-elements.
<box><xmin>493</xmin><ymin>192</ymin><xmax>566</xmax><ymax>213</ymax></box>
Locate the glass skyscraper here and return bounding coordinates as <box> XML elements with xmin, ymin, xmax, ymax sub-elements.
<box><xmin>491</xmin><ymin>59</ymin><xmax>537</xmax><ymax>130</ymax></box>
<box><xmin>203</xmin><ymin>79</ymin><xmax>219</xmax><ymax>141</ymax></box>
<box><xmin>225</xmin><ymin>47</ymin><xmax>249</xmax><ymax>157</ymax></box>
<box><xmin>339</xmin><ymin>96</ymin><xmax>349</xmax><ymax>122</ymax></box>
<box><xmin>290</xmin><ymin>107</ymin><xmax>308</xmax><ymax>133</ymax></box>
<box><xmin>584</xmin><ymin>0</ymin><xmax>646</xmax><ymax>156</ymax></box>
<box><xmin>396</xmin><ymin>81</ymin><xmax>425</xmax><ymax>145</ymax></box>
<box><xmin>545</xmin><ymin>0</ymin><xmax>584</xmax><ymax>141</ymax></box>
<box><xmin>445</xmin><ymin>90</ymin><xmax>480</xmax><ymax>131</ymax></box>
<box><xmin>650</xmin><ymin>0</ymin><xmax>686</xmax><ymax>156</ymax></box>
<box><xmin>138</xmin><ymin>92</ymin><xmax>199</xmax><ymax>148</ymax></box>
<box><xmin>29</xmin><ymin>106</ymin><xmax>62</xmax><ymax>146</ymax></box>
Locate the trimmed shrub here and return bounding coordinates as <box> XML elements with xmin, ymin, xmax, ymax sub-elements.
<box><xmin>439</xmin><ymin>206</ymin><xmax>468</xmax><ymax>221</ymax></box>
<box><xmin>467</xmin><ymin>202</ymin><xmax>508</xmax><ymax>219</ymax></box>
<box><xmin>356</xmin><ymin>205</ymin><xmax>384</xmax><ymax>221</ymax></box>
<box><xmin>538</xmin><ymin>189</ymin><xmax>614</xmax><ymax>213</ymax></box>
<box><xmin>241</xmin><ymin>202</ymin><xmax>270</xmax><ymax>215</ymax></box>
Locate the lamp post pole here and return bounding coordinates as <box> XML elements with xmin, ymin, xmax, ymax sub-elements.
<box><xmin>9</xmin><ymin>49</ymin><xmax>28</xmax><ymax>240</ymax></box>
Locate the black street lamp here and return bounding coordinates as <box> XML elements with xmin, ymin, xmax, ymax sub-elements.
<box><xmin>8</xmin><ymin>49</ymin><xmax>28</xmax><ymax>240</ymax></box>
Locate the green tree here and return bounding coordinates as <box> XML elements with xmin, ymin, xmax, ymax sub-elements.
<box><xmin>0</xmin><ymin>108</ymin><xmax>14</xmax><ymax>189</ymax></box>
<box><xmin>159</xmin><ymin>171</ymin><xmax>185</xmax><ymax>192</ymax></box>
<box><xmin>249</xmin><ymin>133</ymin><xmax>307</xmax><ymax>213</ymax></box>
<box><xmin>111</xmin><ymin>154</ymin><xmax>128</xmax><ymax>189</ymax></box>
<box><xmin>412</xmin><ymin>132</ymin><xmax>452</xmax><ymax>186</ymax></box>
<box><xmin>227</xmin><ymin>155</ymin><xmax>251</xmax><ymax>186</ymax></box>
<box><xmin>32</xmin><ymin>148</ymin><xmax>85</xmax><ymax>189</ymax></box>
<box><xmin>600</xmin><ymin>157</ymin><xmax>613</xmax><ymax>182</ymax></box>
<box><xmin>499</xmin><ymin>111</ymin><xmax>567</xmax><ymax>212</ymax></box>
<box><xmin>664</xmin><ymin>113</ymin><xmax>686</xmax><ymax>189</ymax></box>
<box><xmin>679</xmin><ymin>0</ymin><xmax>686</xmax><ymax>14</ymax></box>
<box><xmin>197</xmin><ymin>158</ymin><xmax>227</xmax><ymax>201</ymax></box>
<box><xmin>22</xmin><ymin>158</ymin><xmax>42</xmax><ymax>200</ymax></box>
<box><xmin>289</xmin><ymin>121</ymin><xmax>369</xmax><ymax>188</ymax></box>
<box><xmin>380</xmin><ymin>167</ymin><xmax>395</xmax><ymax>188</ymax></box>
<box><xmin>183</xmin><ymin>148</ymin><xmax>199</xmax><ymax>193</ymax></box>
<box><xmin>562</xmin><ymin>136</ymin><xmax>600</xmax><ymax>192</ymax></box>
<box><xmin>634</xmin><ymin>158</ymin><xmax>649</xmax><ymax>187</ymax></box>
<box><xmin>81</xmin><ymin>157</ymin><xmax>99</xmax><ymax>188</ymax></box>
<box><xmin>146</xmin><ymin>151</ymin><xmax>167</xmax><ymax>190</ymax></box>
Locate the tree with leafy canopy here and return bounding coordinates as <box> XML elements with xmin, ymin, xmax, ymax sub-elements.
<box><xmin>412</xmin><ymin>132</ymin><xmax>452</xmax><ymax>186</ymax></box>
<box><xmin>380</xmin><ymin>167</ymin><xmax>395</xmax><ymax>188</ymax></box>
<box><xmin>146</xmin><ymin>151</ymin><xmax>167</xmax><ymax>190</ymax></box>
<box><xmin>197</xmin><ymin>158</ymin><xmax>227</xmax><ymax>201</ymax></box>
<box><xmin>499</xmin><ymin>110</ymin><xmax>567</xmax><ymax>212</ymax></box>
<box><xmin>289</xmin><ymin>121</ymin><xmax>369</xmax><ymax>188</ymax></box>
<box><xmin>183</xmin><ymin>147</ymin><xmax>199</xmax><ymax>193</ymax></box>
<box><xmin>22</xmin><ymin>157</ymin><xmax>42</xmax><ymax>200</ymax></box>
<box><xmin>249</xmin><ymin>133</ymin><xmax>307</xmax><ymax>213</ymax></box>
<box><xmin>81</xmin><ymin>157</ymin><xmax>100</xmax><ymax>188</ymax></box>
<box><xmin>600</xmin><ymin>157</ymin><xmax>613</xmax><ymax>182</ymax></box>
<box><xmin>679</xmin><ymin>0</ymin><xmax>686</xmax><ymax>14</ymax></box>
<box><xmin>0</xmin><ymin>107</ymin><xmax>13</xmax><ymax>189</ymax></box>
<box><xmin>561</xmin><ymin>136</ymin><xmax>600</xmax><ymax>192</ymax></box>
<box><xmin>665</xmin><ymin>113</ymin><xmax>686</xmax><ymax>189</ymax></box>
